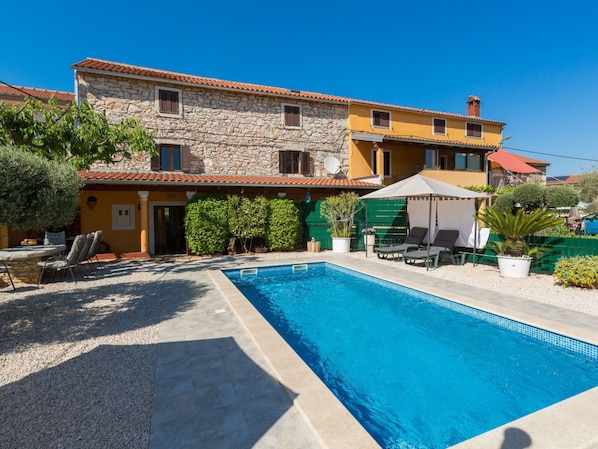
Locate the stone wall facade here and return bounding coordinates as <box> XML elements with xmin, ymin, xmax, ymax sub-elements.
<box><xmin>77</xmin><ymin>73</ymin><xmax>350</xmax><ymax>178</ymax></box>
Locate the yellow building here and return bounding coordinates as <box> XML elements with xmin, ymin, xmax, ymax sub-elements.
<box><xmin>348</xmin><ymin>96</ymin><xmax>505</xmax><ymax>187</ymax></box>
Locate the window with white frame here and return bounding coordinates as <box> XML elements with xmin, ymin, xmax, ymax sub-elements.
<box><xmin>466</xmin><ymin>122</ymin><xmax>482</xmax><ymax>139</ymax></box>
<box><xmin>282</xmin><ymin>104</ymin><xmax>302</xmax><ymax>128</ymax></box>
<box><xmin>433</xmin><ymin>118</ymin><xmax>447</xmax><ymax>135</ymax></box>
<box><xmin>156</xmin><ymin>87</ymin><xmax>182</xmax><ymax>117</ymax></box>
<box><xmin>372</xmin><ymin>110</ymin><xmax>391</xmax><ymax>129</ymax></box>
<box><xmin>371</xmin><ymin>149</ymin><xmax>391</xmax><ymax>177</ymax></box>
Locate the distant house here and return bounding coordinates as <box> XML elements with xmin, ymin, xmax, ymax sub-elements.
<box><xmin>488</xmin><ymin>148</ymin><xmax>549</xmax><ymax>189</ymax></box>
<box><xmin>546</xmin><ymin>174</ymin><xmax>584</xmax><ymax>187</ymax></box>
<box><xmin>0</xmin><ymin>85</ymin><xmax>74</xmax><ymax>107</ymax></box>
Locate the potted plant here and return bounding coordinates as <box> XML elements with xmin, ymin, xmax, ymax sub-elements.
<box><xmin>320</xmin><ymin>192</ymin><xmax>362</xmax><ymax>253</ymax></box>
<box><xmin>477</xmin><ymin>206</ymin><xmax>561</xmax><ymax>278</ymax></box>
<box><xmin>362</xmin><ymin>227</ymin><xmax>377</xmax><ymax>250</ymax></box>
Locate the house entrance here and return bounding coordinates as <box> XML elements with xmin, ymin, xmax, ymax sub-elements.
<box><xmin>153</xmin><ymin>206</ymin><xmax>186</xmax><ymax>255</ymax></box>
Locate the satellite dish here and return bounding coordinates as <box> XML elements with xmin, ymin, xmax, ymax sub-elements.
<box><xmin>324</xmin><ymin>156</ymin><xmax>341</xmax><ymax>175</ymax></box>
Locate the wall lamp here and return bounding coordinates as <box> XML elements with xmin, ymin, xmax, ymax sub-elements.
<box><xmin>86</xmin><ymin>195</ymin><xmax>98</xmax><ymax>210</ymax></box>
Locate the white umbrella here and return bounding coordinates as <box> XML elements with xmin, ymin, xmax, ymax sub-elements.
<box><xmin>362</xmin><ymin>175</ymin><xmax>487</xmax><ymax>268</ymax></box>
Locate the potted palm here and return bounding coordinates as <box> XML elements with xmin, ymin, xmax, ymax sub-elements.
<box><xmin>320</xmin><ymin>192</ymin><xmax>362</xmax><ymax>253</ymax></box>
<box><xmin>477</xmin><ymin>207</ymin><xmax>561</xmax><ymax>278</ymax></box>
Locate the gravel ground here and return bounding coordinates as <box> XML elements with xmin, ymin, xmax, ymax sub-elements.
<box><xmin>0</xmin><ymin>253</ymin><xmax>596</xmax><ymax>449</ymax></box>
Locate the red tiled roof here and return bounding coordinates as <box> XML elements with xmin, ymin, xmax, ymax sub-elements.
<box><xmin>510</xmin><ymin>152</ymin><xmax>549</xmax><ymax>166</ymax></box>
<box><xmin>72</xmin><ymin>58</ymin><xmax>505</xmax><ymax>125</ymax></box>
<box><xmin>78</xmin><ymin>170</ymin><xmax>381</xmax><ymax>189</ymax></box>
<box><xmin>488</xmin><ymin>149</ymin><xmax>540</xmax><ymax>174</ymax></box>
<box><xmin>0</xmin><ymin>85</ymin><xmax>74</xmax><ymax>102</ymax></box>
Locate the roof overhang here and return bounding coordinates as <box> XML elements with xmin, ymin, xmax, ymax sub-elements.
<box><xmin>351</xmin><ymin>132</ymin><xmax>384</xmax><ymax>143</ymax></box>
<box><xmin>78</xmin><ymin>171</ymin><xmax>382</xmax><ymax>190</ymax></box>
<box><xmin>381</xmin><ymin>135</ymin><xmax>499</xmax><ymax>151</ymax></box>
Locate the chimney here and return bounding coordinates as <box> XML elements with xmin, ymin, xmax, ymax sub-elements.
<box><xmin>467</xmin><ymin>95</ymin><xmax>481</xmax><ymax>117</ymax></box>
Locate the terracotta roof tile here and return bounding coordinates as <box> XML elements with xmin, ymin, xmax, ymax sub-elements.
<box><xmin>0</xmin><ymin>85</ymin><xmax>74</xmax><ymax>102</ymax></box>
<box><xmin>78</xmin><ymin>170</ymin><xmax>380</xmax><ymax>189</ymax></box>
<box><xmin>72</xmin><ymin>58</ymin><xmax>505</xmax><ymax>125</ymax></box>
<box><xmin>488</xmin><ymin>149</ymin><xmax>540</xmax><ymax>174</ymax></box>
<box><xmin>510</xmin><ymin>152</ymin><xmax>549</xmax><ymax>166</ymax></box>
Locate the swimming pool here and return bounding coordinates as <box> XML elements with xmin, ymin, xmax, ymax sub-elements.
<box><xmin>224</xmin><ymin>262</ymin><xmax>598</xmax><ymax>449</ymax></box>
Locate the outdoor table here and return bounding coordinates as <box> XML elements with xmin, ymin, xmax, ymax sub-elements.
<box><xmin>0</xmin><ymin>244</ymin><xmax>66</xmax><ymax>284</ymax></box>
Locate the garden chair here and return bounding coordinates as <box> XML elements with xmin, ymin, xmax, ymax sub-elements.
<box><xmin>85</xmin><ymin>230</ymin><xmax>103</xmax><ymax>273</ymax></box>
<box><xmin>0</xmin><ymin>263</ymin><xmax>15</xmax><ymax>291</ymax></box>
<box><xmin>37</xmin><ymin>234</ymin><xmax>86</xmax><ymax>286</ymax></box>
<box><xmin>374</xmin><ymin>227</ymin><xmax>428</xmax><ymax>261</ymax></box>
<box><xmin>402</xmin><ymin>230</ymin><xmax>461</xmax><ymax>269</ymax></box>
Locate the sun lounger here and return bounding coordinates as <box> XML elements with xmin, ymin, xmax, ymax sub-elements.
<box><xmin>374</xmin><ymin>227</ymin><xmax>428</xmax><ymax>261</ymax></box>
<box><xmin>402</xmin><ymin>230</ymin><xmax>461</xmax><ymax>269</ymax></box>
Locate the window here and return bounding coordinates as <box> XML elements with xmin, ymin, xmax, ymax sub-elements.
<box><xmin>156</xmin><ymin>87</ymin><xmax>182</xmax><ymax>117</ymax></box>
<box><xmin>425</xmin><ymin>148</ymin><xmax>437</xmax><ymax>169</ymax></box>
<box><xmin>372</xmin><ymin>110</ymin><xmax>390</xmax><ymax>129</ymax></box>
<box><xmin>371</xmin><ymin>149</ymin><xmax>391</xmax><ymax>177</ymax></box>
<box><xmin>455</xmin><ymin>152</ymin><xmax>482</xmax><ymax>171</ymax></box>
<box><xmin>433</xmin><ymin>118</ymin><xmax>446</xmax><ymax>135</ymax></box>
<box><xmin>279</xmin><ymin>150</ymin><xmax>310</xmax><ymax>174</ymax></box>
<box><xmin>151</xmin><ymin>144</ymin><xmax>191</xmax><ymax>172</ymax></box>
<box><xmin>282</xmin><ymin>104</ymin><xmax>301</xmax><ymax>128</ymax></box>
<box><xmin>466</xmin><ymin>122</ymin><xmax>482</xmax><ymax>139</ymax></box>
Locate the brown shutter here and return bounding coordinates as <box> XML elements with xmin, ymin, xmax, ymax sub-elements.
<box><xmin>279</xmin><ymin>151</ymin><xmax>285</xmax><ymax>173</ymax></box>
<box><xmin>181</xmin><ymin>145</ymin><xmax>191</xmax><ymax>172</ymax></box>
<box><xmin>151</xmin><ymin>155</ymin><xmax>161</xmax><ymax>171</ymax></box>
<box><xmin>300</xmin><ymin>152</ymin><xmax>311</xmax><ymax>175</ymax></box>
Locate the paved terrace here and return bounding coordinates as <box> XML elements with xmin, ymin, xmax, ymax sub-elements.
<box><xmin>1</xmin><ymin>251</ymin><xmax>597</xmax><ymax>449</ymax></box>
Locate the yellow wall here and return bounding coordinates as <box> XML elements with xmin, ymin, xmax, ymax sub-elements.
<box><xmin>348</xmin><ymin>104</ymin><xmax>503</xmax><ymax>146</ymax></box>
<box><xmin>79</xmin><ymin>189</ymin><xmax>189</xmax><ymax>254</ymax></box>
<box><xmin>418</xmin><ymin>168</ymin><xmax>487</xmax><ymax>186</ymax></box>
<box><xmin>348</xmin><ymin>104</ymin><xmax>504</xmax><ymax>185</ymax></box>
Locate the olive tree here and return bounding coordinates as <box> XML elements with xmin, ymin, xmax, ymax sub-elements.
<box><xmin>0</xmin><ymin>145</ymin><xmax>81</xmax><ymax>230</ymax></box>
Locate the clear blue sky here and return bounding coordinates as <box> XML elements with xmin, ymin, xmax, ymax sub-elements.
<box><xmin>2</xmin><ymin>0</ymin><xmax>598</xmax><ymax>176</ymax></box>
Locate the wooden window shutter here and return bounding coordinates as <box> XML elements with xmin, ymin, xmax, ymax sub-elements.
<box><xmin>278</xmin><ymin>151</ymin><xmax>286</xmax><ymax>173</ymax></box>
<box><xmin>284</xmin><ymin>105</ymin><xmax>300</xmax><ymax>127</ymax></box>
<box><xmin>300</xmin><ymin>151</ymin><xmax>310</xmax><ymax>175</ymax></box>
<box><xmin>151</xmin><ymin>155</ymin><xmax>161</xmax><ymax>171</ymax></box>
<box><xmin>181</xmin><ymin>146</ymin><xmax>191</xmax><ymax>172</ymax></box>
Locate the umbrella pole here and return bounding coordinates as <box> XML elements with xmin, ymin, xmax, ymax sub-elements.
<box><xmin>427</xmin><ymin>194</ymin><xmax>432</xmax><ymax>271</ymax></box>
<box><xmin>365</xmin><ymin>200</ymin><xmax>369</xmax><ymax>257</ymax></box>
<box><xmin>473</xmin><ymin>199</ymin><xmax>478</xmax><ymax>267</ymax></box>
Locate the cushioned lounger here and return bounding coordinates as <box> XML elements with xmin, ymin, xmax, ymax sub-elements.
<box><xmin>403</xmin><ymin>230</ymin><xmax>461</xmax><ymax>269</ymax></box>
<box><xmin>374</xmin><ymin>227</ymin><xmax>428</xmax><ymax>261</ymax></box>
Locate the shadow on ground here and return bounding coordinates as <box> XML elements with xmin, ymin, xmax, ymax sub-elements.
<box><xmin>0</xmin><ymin>261</ymin><xmax>203</xmax><ymax>355</ymax></box>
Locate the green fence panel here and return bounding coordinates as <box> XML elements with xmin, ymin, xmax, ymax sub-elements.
<box><xmin>300</xmin><ymin>199</ymin><xmax>408</xmax><ymax>250</ymax></box>
<box><xmin>468</xmin><ymin>234</ymin><xmax>598</xmax><ymax>273</ymax></box>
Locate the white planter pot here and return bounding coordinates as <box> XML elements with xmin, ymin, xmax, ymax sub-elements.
<box><xmin>364</xmin><ymin>234</ymin><xmax>376</xmax><ymax>247</ymax></box>
<box><xmin>332</xmin><ymin>237</ymin><xmax>351</xmax><ymax>253</ymax></box>
<box><xmin>497</xmin><ymin>255</ymin><xmax>532</xmax><ymax>278</ymax></box>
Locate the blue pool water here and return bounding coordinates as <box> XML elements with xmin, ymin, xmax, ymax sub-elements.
<box><xmin>224</xmin><ymin>262</ymin><xmax>598</xmax><ymax>449</ymax></box>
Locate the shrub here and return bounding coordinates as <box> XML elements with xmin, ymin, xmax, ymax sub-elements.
<box><xmin>267</xmin><ymin>198</ymin><xmax>302</xmax><ymax>251</ymax></box>
<box><xmin>553</xmin><ymin>256</ymin><xmax>598</xmax><ymax>288</ymax></box>
<box><xmin>185</xmin><ymin>195</ymin><xmax>228</xmax><ymax>255</ymax></box>
<box><xmin>493</xmin><ymin>192</ymin><xmax>515</xmax><ymax>212</ymax></box>
<box><xmin>512</xmin><ymin>183</ymin><xmax>544</xmax><ymax>211</ymax></box>
<box><xmin>0</xmin><ymin>145</ymin><xmax>81</xmax><ymax>230</ymax></box>
<box><xmin>545</xmin><ymin>185</ymin><xmax>580</xmax><ymax>209</ymax></box>
<box><xmin>228</xmin><ymin>195</ymin><xmax>268</xmax><ymax>252</ymax></box>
